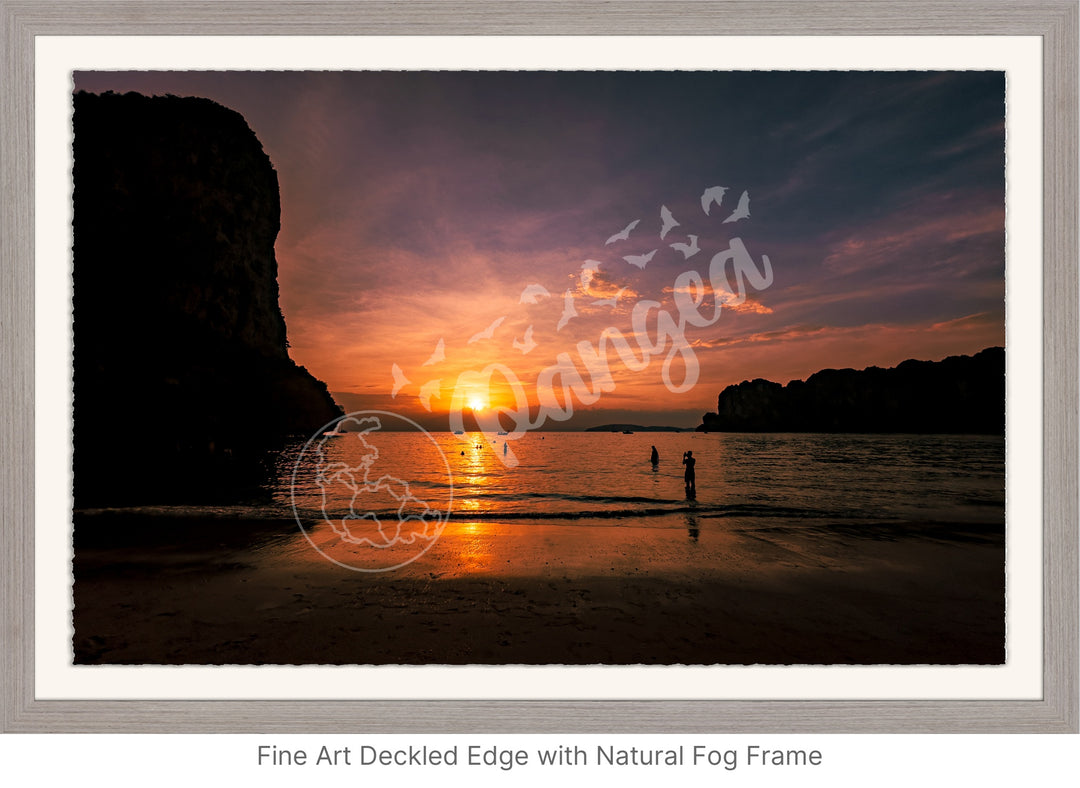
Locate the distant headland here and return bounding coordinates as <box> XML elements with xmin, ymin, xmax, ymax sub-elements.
<box><xmin>697</xmin><ymin>347</ymin><xmax>1005</xmax><ymax>434</ymax></box>
<box><xmin>584</xmin><ymin>424</ymin><xmax>693</xmax><ymax>433</ymax></box>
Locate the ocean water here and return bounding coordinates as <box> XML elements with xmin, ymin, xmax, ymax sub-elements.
<box><xmin>278</xmin><ymin>431</ymin><xmax>1005</xmax><ymax>529</ymax></box>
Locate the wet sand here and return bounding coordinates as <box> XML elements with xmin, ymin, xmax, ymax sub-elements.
<box><xmin>72</xmin><ymin>512</ymin><xmax>1005</xmax><ymax>665</ymax></box>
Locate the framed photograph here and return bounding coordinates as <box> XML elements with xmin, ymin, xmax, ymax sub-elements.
<box><xmin>2</xmin><ymin>1</ymin><xmax>1076</xmax><ymax>733</ymax></box>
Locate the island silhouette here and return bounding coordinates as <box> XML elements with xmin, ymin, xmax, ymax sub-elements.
<box><xmin>698</xmin><ymin>347</ymin><xmax>1004</xmax><ymax>434</ymax></box>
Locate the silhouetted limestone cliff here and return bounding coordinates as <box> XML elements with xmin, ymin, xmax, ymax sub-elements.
<box><xmin>73</xmin><ymin>91</ymin><xmax>342</xmax><ymax>505</ymax></box>
<box><xmin>698</xmin><ymin>347</ymin><xmax>1004</xmax><ymax>434</ymax></box>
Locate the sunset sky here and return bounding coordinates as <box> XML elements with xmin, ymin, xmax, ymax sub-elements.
<box><xmin>73</xmin><ymin>71</ymin><xmax>1005</xmax><ymax>429</ymax></box>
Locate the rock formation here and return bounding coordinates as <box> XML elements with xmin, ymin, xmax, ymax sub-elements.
<box><xmin>73</xmin><ymin>91</ymin><xmax>342</xmax><ymax>504</ymax></box>
<box><xmin>698</xmin><ymin>347</ymin><xmax>1005</xmax><ymax>434</ymax></box>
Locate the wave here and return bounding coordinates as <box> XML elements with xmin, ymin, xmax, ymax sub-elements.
<box><xmin>293</xmin><ymin>501</ymin><xmax>841</xmax><ymax>524</ymax></box>
<box><xmin>449</xmin><ymin>504</ymin><xmax>828</xmax><ymax>521</ymax></box>
<box><xmin>500</xmin><ymin>492</ymin><xmax>684</xmax><ymax>505</ymax></box>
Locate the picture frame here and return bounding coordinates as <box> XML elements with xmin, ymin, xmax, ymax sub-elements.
<box><xmin>1</xmin><ymin>0</ymin><xmax>1076</xmax><ymax>733</ymax></box>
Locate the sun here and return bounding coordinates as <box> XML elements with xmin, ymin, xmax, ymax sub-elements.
<box><xmin>468</xmin><ymin>397</ymin><xmax>488</xmax><ymax>411</ymax></box>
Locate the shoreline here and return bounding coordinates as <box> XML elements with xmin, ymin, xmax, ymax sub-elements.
<box><xmin>72</xmin><ymin>512</ymin><xmax>1005</xmax><ymax>666</ymax></box>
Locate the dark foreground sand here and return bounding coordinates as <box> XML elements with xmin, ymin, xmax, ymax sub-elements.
<box><xmin>72</xmin><ymin>512</ymin><xmax>1005</xmax><ymax>665</ymax></box>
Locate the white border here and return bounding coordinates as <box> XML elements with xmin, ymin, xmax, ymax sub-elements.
<box><xmin>35</xmin><ymin>35</ymin><xmax>1042</xmax><ymax>700</ymax></box>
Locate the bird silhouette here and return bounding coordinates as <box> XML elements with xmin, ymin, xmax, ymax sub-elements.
<box><xmin>421</xmin><ymin>338</ymin><xmax>445</xmax><ymax>366</ymax></box>
<box><xmin>700</xmin><ymin>185</ymin><xmax>729</xmax><ymax>216</ymax></box>
<box><xmin>418</xmin><ymin>379</ymin><xmax>442</xmax><ymax>411</ymax></box>
<box><xmin>723</xmin><ymin>191</ymin><xmax>750</xmax><ymax>223</ymax></box>
<box><xmin>519</xmin><ymin>284</ymin><xmax>551</xmax><ymax>304</ymax></box>
<box><xmin>513</xmin><ymin>325</ymin><xmax>537</xmax><ymax>354</ymax></box>
<box><xmin>391</xmin><ymin>363</ymin><xmax>410</xmax><ymax>397</ymax></box>
<box><xmin>624</xmin><ymin>249</ymin><xmax>657</xmax><ymax>269</ymax></box>
<box><xmin>591</xmin><ymin>287</ymin><xmax>628</xmax><ymax>308</ymax></box>
<box><xmin>659</xmin><ymin>205</ymin><xmax>680</xmax><ymax>239</ymax></box>
<box><xmin>467</xmin><ymin>316</ymin><xmax>506</xmax><ymax>344</ymax></box>
<box><xmin>605</xmin><ymin>219</ymin><xmax>640</xmax><ymax>245</ymax></box>
<box><xmin>670</xmin><ymin>234</ymin><xmax>700</xmax><ymax>259</ymax></box>
<box><xmin>556</xmin><ymin>289</ymin><xmax>578</xmax><ymax>331</ymax></box>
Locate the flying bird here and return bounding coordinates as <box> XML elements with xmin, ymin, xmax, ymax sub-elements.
<box><xmin>605</xmin><ymin>219</ymin><xmax>640</xmax><ymax>245</ymax></box>
<box><xmin>513</xmin><ymin>325</ymin><xmax>537</xmax><ymax>354</ymax></box>
<box><xmin>659</xmin><ymin>205</ymin><xmax>680</xmax><ymax>239</ymax></box>
<box><xmin>700</xmin><ymin>185</ymin><xmax>729</xmax><ymax>216</ymax></box>
<box><xmin>723</xmin><ymin>191</ymin><xmax>750</xmax><ymax>223</ymax></box>
<box><xmin>624</xmin><ymin>249</ymin><xmax>657</xmax><ymax>269</ymax></box>
<box><xmin>421</xmin><ymin>338</ymin><xmax>445</xmax><ymax>366</ymax></box>
<box><xmin>418</xmin><ymin>379</ymin><xmax>442</xmax><ymax>411</ymax></box>
<box><xmin>391</xmin><ymin>363</ymin><xmax>410</xmax><ymax>398</ymax></box>
<box><xmin>670</xmin><ymin>234</ymin><xmax>700</xmax><ymax>259</ymax></box>
<box><xmin>519</xmin><ymin>284</ymin><xmax>551</xmax><ymax>304</ymax></box>
<box><xmin>556</xmin><ymin>289</ymin><xmax>578</xmax><ymax>331</ymax></box>
<box><xmin>467</xmin><ymin>316</ymin><xmax>506</xmax><ymax>344</ymax></box>
<box><xmin>591</xmin><ymin>287</ymin><xmax>628</xmax><ymax>308</ymax></box>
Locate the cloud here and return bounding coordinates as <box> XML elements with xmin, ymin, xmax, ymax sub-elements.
<box><xmin>661</xmin><ymin>283</ymin><xmax>774</xmax><ymax>314</ymax></box>
<box><xmin>693</xmin><ymin>311</ymin><xmax>1003</xmax><ymax>354</ymax></box>
<box><xmin>821</xmin><ymin>193</ymin><xmax>1004</xmax><ymax>276</ymax></box>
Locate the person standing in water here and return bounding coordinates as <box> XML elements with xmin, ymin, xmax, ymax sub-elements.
<box><xmin>682</xmin><ymin>450</ymin><xmax>696</xmax><ymax>496</ymax></box>
<box><xmin>650</xmin><ymin>445</ymin><xmax>659</xmax><ymax>466</ymax></box>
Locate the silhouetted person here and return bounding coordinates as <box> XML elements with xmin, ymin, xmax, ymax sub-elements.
<box><xmin>682</xmin><ymin>450</ymin><xmax>696</xmax><ymax>496</ymax></box>
<box><xmin>650</xmin><ymin>445</ymin><xmax>659</xmax><ymax>465</ymax></box>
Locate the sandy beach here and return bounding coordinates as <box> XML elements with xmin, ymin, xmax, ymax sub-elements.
<box><xmin>72</xmin><ymin>511</ymin><xmax>1005</xmax><ymax>665</ymax></box>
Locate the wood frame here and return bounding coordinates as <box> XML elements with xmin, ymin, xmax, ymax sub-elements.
<box><xmin>1</xmin><ymin>1</ymin><xmax>1075</xmax><ymax>732</ymax></box>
